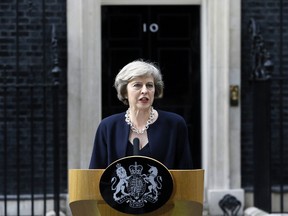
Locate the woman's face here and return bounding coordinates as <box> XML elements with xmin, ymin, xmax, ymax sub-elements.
<box><xmin>126</xmin><ymin>75</ymin><xmax>155</xmax><ymax>110</ymax></box>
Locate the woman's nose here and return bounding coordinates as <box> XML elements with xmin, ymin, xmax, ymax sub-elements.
<box><xmin>141</xmin><ymin>85</ymin><xmax>148</xmax><ymax>94</ymax></box>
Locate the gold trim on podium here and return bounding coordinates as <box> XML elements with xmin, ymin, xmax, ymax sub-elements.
<box><xmin>69</xmin><ymin>169</ymin><xmax>204</xmax><ymax>216</ymax></box>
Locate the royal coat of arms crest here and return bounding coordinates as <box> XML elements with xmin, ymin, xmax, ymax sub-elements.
<box><xmin>100</xmin><ymin>156</ymin><xmax>173</xmax><ymax>214</ymax></box>
<box><xmin>111</xmin><ymin>162</ymin><xmax>163</xmax><ymax>208</ymax></box>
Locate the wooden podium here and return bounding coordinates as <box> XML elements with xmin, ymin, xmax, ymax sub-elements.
<box><xmin>69</xmin><ymin>169</ymin><xmax>204</xmax><ymax>216</ymax></box>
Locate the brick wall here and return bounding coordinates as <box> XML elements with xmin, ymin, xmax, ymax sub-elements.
<box><xmin>241</xmin><ymin>0</ymin><xmax>288</xmax><ymax>188</ymax></box>
<box><xmin>0</xmin><ymin>0</ymin><xmax>67</xmax><ymax>194</ymax></box>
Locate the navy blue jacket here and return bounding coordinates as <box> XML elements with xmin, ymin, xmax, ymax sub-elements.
<box><xmin>89</xmin><ymin>110</ymin><xmax>193</xmax><ymax>169</ymax></box>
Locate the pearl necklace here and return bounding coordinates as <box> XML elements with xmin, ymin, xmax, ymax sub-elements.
<box><xmin>125</xmin><ymin>107</ymin><xmax>155</xmax><ymax>134</ymax></box>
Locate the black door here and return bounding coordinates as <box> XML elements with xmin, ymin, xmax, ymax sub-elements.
<box><xmin>101</xmin><ymin>5</ymin><xmax>201</xmax><ymax>168</ymax></box>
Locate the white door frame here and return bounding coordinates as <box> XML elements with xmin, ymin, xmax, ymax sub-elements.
<box><xmin>67</xmin><ymin>0</ymin><xmax>243</xmax><ymax>214</ymax></box>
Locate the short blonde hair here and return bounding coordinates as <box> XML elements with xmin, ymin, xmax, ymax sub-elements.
<box><xmin>114</xmin><ymin>60</ymin><xmax>164</xmax><ymax>105</ymax></box>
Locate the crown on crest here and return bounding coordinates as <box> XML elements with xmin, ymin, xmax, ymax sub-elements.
<box><xmin>129</xmin><ymin>162</ymin><xmax>143</xmax><ymax>175</ymax></box>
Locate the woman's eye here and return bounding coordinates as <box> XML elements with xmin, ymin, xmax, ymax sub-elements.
<box><xmin>146</xmin><ymin>83</ymin><xmax>154</xmax><ymax>89</ymax></box>
<box><xmin>133</xmin><ymin>83</ymin><xmax>142</xmax><ymax>88</ymax></box>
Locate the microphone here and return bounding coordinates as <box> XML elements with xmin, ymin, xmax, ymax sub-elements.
<box><xmin>133</xmin><ymin>138</ymin><xmax>140</xmax><ymax>155</ymax></box>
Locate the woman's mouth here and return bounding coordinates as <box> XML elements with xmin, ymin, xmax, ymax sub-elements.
<box><xmin>139</xmin><ymin>97</ymin><xmax>149</xmax><ymax>102</ymax></box>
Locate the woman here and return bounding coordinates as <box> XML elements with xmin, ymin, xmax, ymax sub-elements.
<box><xmin>89</xmin><ymin>60</ymin><xmax>193</xmax><ymax>169</ymax></box>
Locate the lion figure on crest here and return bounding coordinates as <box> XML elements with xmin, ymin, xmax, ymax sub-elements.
<box><xmin>111</xmin><ymin>164</ymin><xmax>130</xmax><ymax>201</ymax></box>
